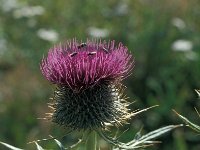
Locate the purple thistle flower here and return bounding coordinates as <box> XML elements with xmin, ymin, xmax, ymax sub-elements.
<box><xmin>40</xmin><ymin>39</ymin><xmax>134</xmax><ymax>130</ymax></box>
<box><xmin>41</xmin><ymin>39</ymin><xmax>133</xmax><ymax>92</ymax></box>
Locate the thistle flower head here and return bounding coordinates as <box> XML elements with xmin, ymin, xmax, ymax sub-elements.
<box><xmin>40</xmin><ymin>39</ymin><xmax>134</xmax><ymax>130</ymax></box>
<box><xmin>41</xmin><ymin>39</ymin><xmax>133</xmax><ymax>92</ymax></box>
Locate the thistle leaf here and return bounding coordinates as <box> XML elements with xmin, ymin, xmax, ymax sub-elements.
<box><xmin>119</xmin><ymin>124</ymin><xmax>182</xmax><ymax>149</ymax></box>
<box><xmin>98</xmin><ymin>124</ymin><xmax>181</xmax><ymax>150</ymax></box>
<box><xmin>195</xmin><ymin>89</ymin><xmax>200</xmax><ymax>97</ymax></box>
<box><xmin>53</xmin><ymin>139</ymin><xmax>65</xmax><ymax>150</ymax></box>
<box><xmin>173</xmin><ymin>109</ymin><xmax>200</xmax><ymax>133</ymax></box>
<box><xmin>35</xmin><ymin>142</ymin><xmax>44</xmax><ymax>150</ymax></box>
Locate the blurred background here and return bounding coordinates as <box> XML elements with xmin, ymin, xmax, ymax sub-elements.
<box><xmin>0</xmin><ymin>0</ymin><xmax>200</xmax><ymax>149</ymax></box>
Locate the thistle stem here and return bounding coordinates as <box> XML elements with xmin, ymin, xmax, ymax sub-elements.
<box><xmin>85</xmin><ymin>131</ymin><xmax>97</xmax><ymax>150</ymax></box>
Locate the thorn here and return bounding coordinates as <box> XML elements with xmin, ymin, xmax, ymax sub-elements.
<box><xmin>134</xmin><ymin>126</ymin><xmax>143</xmax><ymax>140</ymax></box>
<box><xmin>131</xmin><ymin>105</ymin><xmax>159</xmax><ymax>117</ymax></box>
<box><xmin>127</xmin><ymin>100</ymin><xmax>136</xmax><ymax>106</ymax></box>
<box><xmin>194</xmin><ymin>107</ymin><xmax>200</xmax><ymax>118</ymax></box>
<box><xmin>195</xmin><ymin>89</ymin><xmax>200</xmax><ymax>97</ymax></box>
<box><xmin>37</xmin><ymin>117</ymin><xmax>47</xmax><ymax>120</ymax></box>
<box><xmin>45</xmin><ymin>113</ymin><xmax>53</xmax><ymax>115</ymax></box>
<box><xmin>48</xmin><ymin>105</ymin><xmax>55</xmax><ymax>110</ymax></box>
<box><xmin>114</xmin><ymin>128</ymin><xmax>129</xmax><ymax>140</ymax></box>
<box><xmin>172</xmin><ymin>109</ymin><xmax>179</xmax><ymax>115</ymax></box>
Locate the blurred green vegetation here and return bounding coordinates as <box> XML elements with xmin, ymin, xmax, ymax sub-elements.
<box><xmin>0</xmin><ymin>0</ymin><xmax>200</xmax><ymax>149</ymax></box>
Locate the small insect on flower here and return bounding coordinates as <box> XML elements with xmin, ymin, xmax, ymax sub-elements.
<box><xmin>70</xmin><ymin>52</ymin><xmax>78</xmax><ymax>57</ymax></box>
<box><xmin>88</xmin><ymin>51</ymin><xmax>96</xmax><ymax>55</ymax></box>
<box><xmin>77</xmin><ymin>43</ymin><xmax>87</xmax><ymax>49</ymax></box>
<box><xmin>102</xmin><ymin>47</ymin><xmax>108</xmax><ymax>53</ymax></box>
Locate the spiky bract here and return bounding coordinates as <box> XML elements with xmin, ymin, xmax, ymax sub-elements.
<box><xmin>48</xmin><ymin>84</ymin><xmax>130</xmax><ymax>130</ymax></box>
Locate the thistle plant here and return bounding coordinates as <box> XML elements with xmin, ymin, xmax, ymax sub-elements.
<box><xmin>0</xmin><ymin>39</ymin><xmax>181</xmax><ymax>150</ymax></box>
<box><xmin>40</xmin><ymin>39</ymin><xmax>133</xmax><ymax>130</ymax></box>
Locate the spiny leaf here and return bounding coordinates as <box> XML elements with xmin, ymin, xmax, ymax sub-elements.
<box><xmin>194</xmin><ymin>107</ymin><xmax>200</xmax><ymax>118</ymax></box>
<box><xmin>53</xmin><ymin>139</ymin><xmax>65</xmax><ymax>150</ymax></box>
<box><xmin>35</xmin><ymin>142</ymin><xmax>45</xmax><ymax>150</ymax></box>
<box><xmin>99</xmin><ymin>124</ymin><xmax>182</xmax><ymax>150</ymax></box>
<box><xmin>173</xmin><ymin>109</ymin><xmax>200</xmax><ymax>133</ymax></box>
<box><xmin>136</xmin><ymin>125</ymin><xmax>182</xmax><ymax>142</ymax></box>
<box><xmin>130</xmin><ymin>105</ymin><xmax>159</xmax><ymax>117</ymax></box>
<box><xmin>134</xmin><ymin>126</ymin><xmax>143</xmax><ymax>140</ymax></box>
<box><xmin>195</xmin><ymin>89</ymin><xmax>200</xmax><ymax>97</ymax></box>
<box><xmin>0</xmin><ymin>141</ymin><xmax>23</xmax><ymax>150</ymax></box>
<box><xmin>47</xmin><ymin>135</ymin><xmax>65</xmax><ymax>150</ymax></box>
<box><xmin>121</xmin><ymin>124</ymin><xmax>182</xmax><ymax>149</ymax></box>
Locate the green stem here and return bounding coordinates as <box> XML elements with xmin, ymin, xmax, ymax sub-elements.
<box><xmin>85</xmin><ymin>131</ymin><xmax>97</xmax><ymax>150</ymax></box>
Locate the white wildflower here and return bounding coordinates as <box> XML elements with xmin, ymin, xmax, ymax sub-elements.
<box><xmin>37</xmin><ymin>29</ymin><xmax>59</xmax><ymax>42</ymax></box>
<box><xmin>185</xmin><ymin>51</ymin><xmax>198</xmax><ymax>61</ymax></box>
<box><xmin>0</xmin><ymin>0</ymin><xmax>19</xmax><ymax>12</ymax></box>
<box><xmin>171</xmin><ymin>18</ymin><xmax>186</xmax><ymax>30</ymax></box>
<box><xmin>87</xmin><ymin>27</ymin><xmax>109</xmax><ymax>38</ymax></box>
<box><xmin>115</xmin><ymin>2</ymin><xmax>128</xmax><ymax>16</ymax></box>
<box><xmin>13</xmin><ymin>6</ymin><xmax>45</xmax><ymax>18</ymax></box>
<box><xmin>172</xmin><ymin>39</ymin><xmax>193</xmax><ymax>52</ymax></box>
